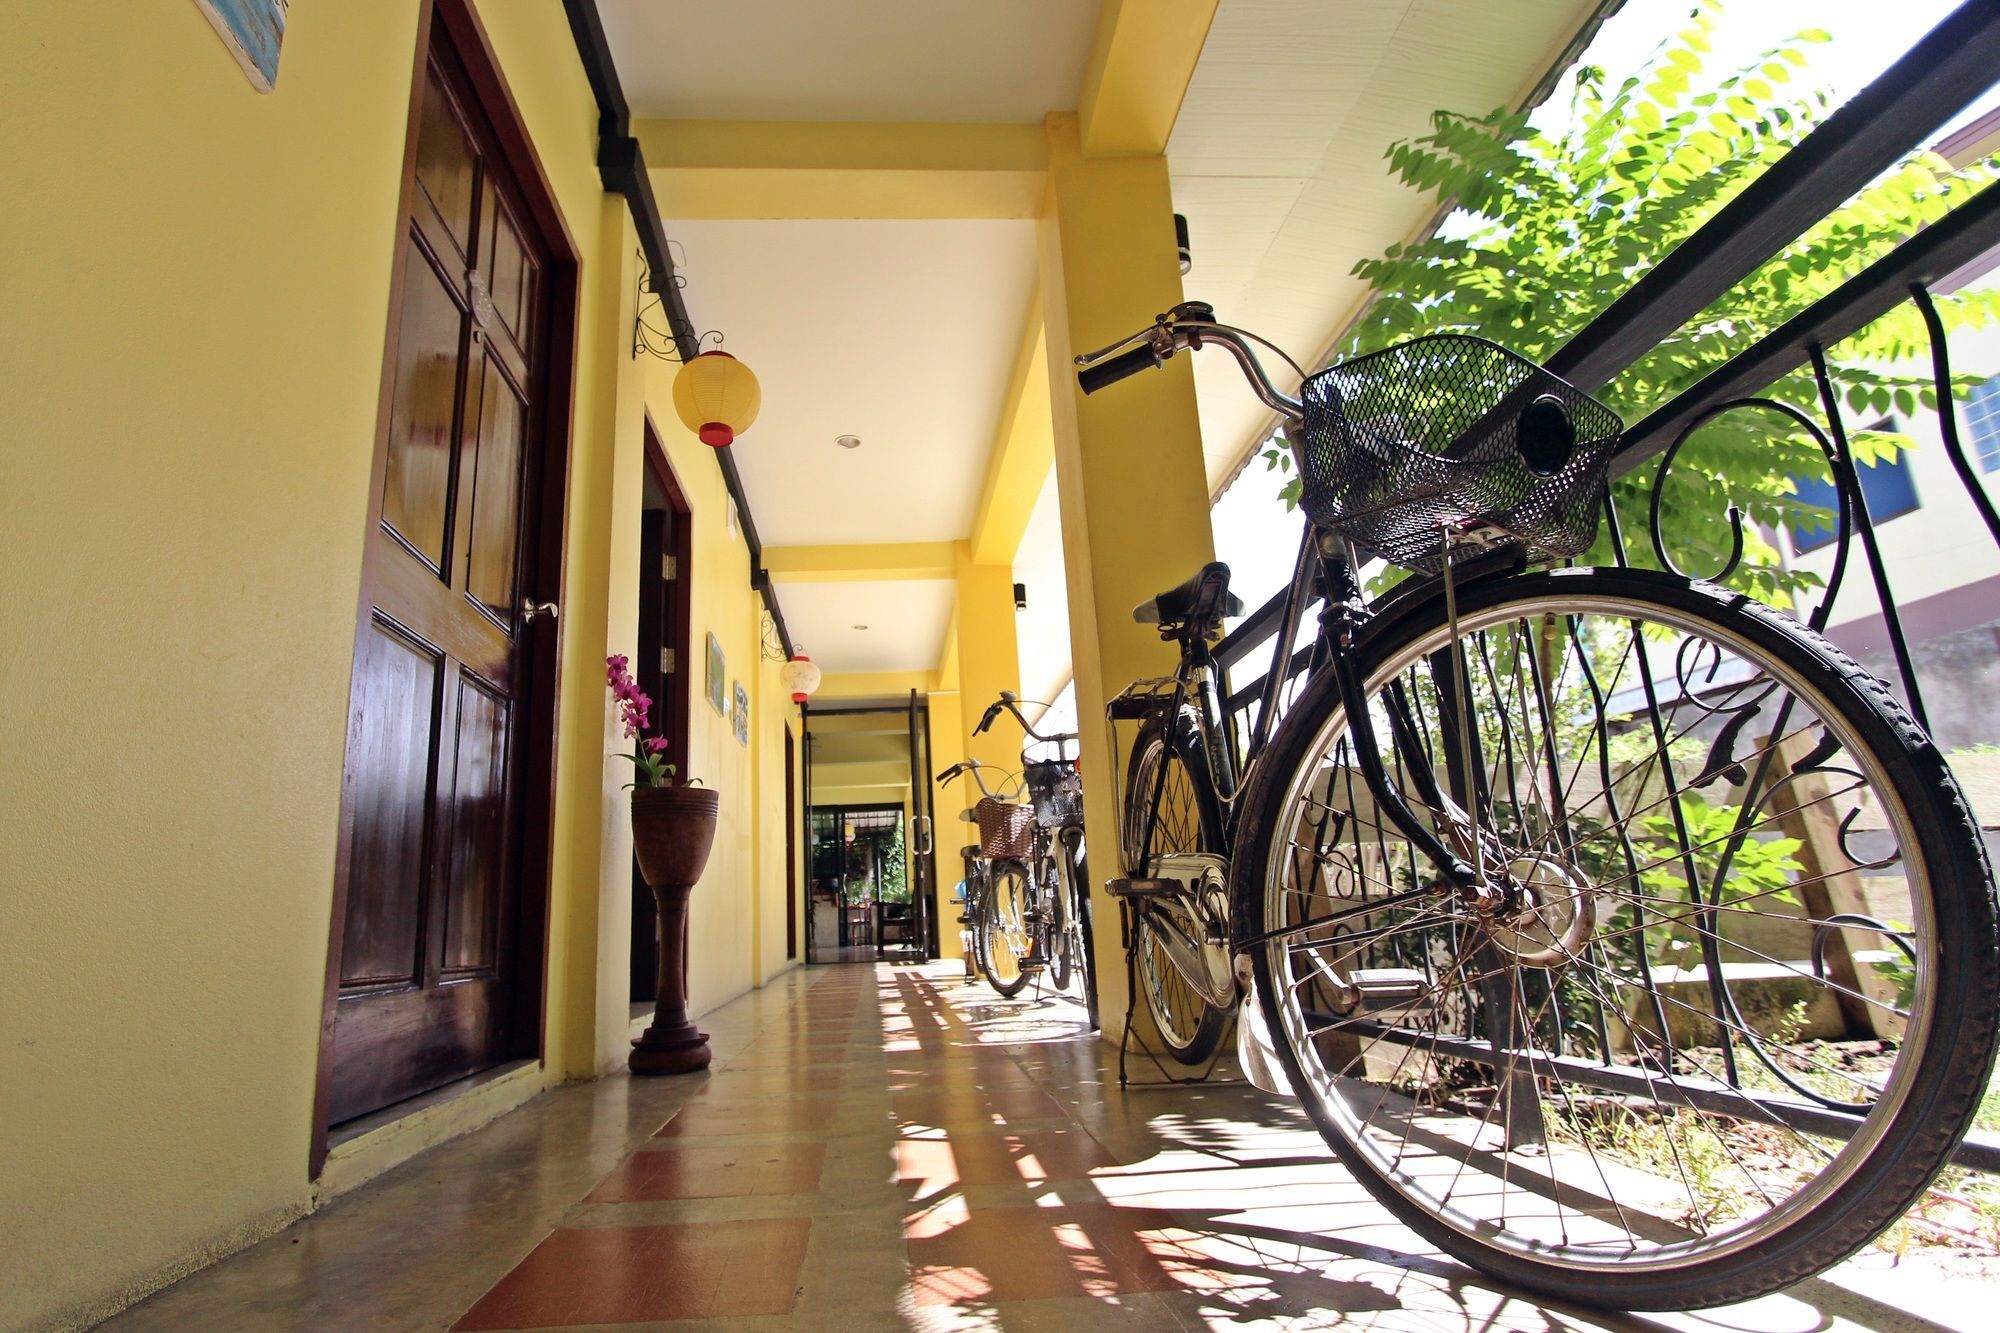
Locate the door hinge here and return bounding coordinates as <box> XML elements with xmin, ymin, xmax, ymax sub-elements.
<box><xmin>661</xmin><ymin>647</ymin><xmax>677</xmax><ymax>674</ymax></box>
<box><xmin>662</xmin><ymin>555</ymin><xmax>678</xmax><ymax>581</ymax></box>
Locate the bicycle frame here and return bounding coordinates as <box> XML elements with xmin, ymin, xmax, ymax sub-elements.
<box><xmin>1130</xmin><ymin>523</ymin><xmax>1482</xmax><ymax>908</ymax></box>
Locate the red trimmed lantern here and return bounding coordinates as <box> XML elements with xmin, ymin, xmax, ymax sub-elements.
<box><xmin>779</xmin><ymin>653</ymin><xmax>821</xmax><ymax>704</ymax></box>
<box><xmin>672</xmin><ymin>350</ymin><xmax>761</xmax><ymax>447</ymax></box>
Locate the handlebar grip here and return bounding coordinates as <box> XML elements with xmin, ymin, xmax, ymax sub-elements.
<box><xmin>974</xmin><ymin>702</ymin><xmax>1003</xmax><ymax>735</ymax></box>
<box><xmin>1077</xmin><ymin>344</ymin><xmax>1160</xmax><ymax>395</ymax></box>
<box><xmin>934</xmin><ymin>764</ymin><xmax>960</xmax><ymax>783</ymax></box>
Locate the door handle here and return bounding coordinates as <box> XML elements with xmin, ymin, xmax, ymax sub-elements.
<box><xmin>911</xmin><ymin>815</ymin><xmax>933</xmax><ymax>856</ymax></box>
<box><xmin>522</xmin><ymin>600</ymin><xmax>559</xmax><ymax>623</ymax></box>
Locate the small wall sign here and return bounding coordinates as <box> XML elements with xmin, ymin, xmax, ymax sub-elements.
<box><xmin>705</xmin><ymin>633</ymin><xmax>726</xmax><ymax>716</ymax></box>
<box><xmin>731</xmin><ymin>682</ymin><xmax>750</xmax><ymax>748</ymax></box>
<box><xmin>194</xmin><ymin>0</ymin><xmax>289</xmax><ymax>94</ymax></box>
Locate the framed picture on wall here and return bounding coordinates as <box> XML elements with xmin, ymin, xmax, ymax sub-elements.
<box><xmin>193</xmin><ymin>0</ymin><xmax>288</xmax><ymax>92</ymax></box>
<box><xmin>731</xmin><ymin>682</ymin><xmax>750</xmax><ymax>747</ymax></box>
<box><xmin>705</xmin><ymin>633</ymin><xmax>726</xmax><ymax>715</ymax></box>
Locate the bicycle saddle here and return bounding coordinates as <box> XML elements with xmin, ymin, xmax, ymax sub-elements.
<box><xmin>1133</xmin><ymin>561</ymin><xmax>1244</xmax><ymax>626</ymax></box>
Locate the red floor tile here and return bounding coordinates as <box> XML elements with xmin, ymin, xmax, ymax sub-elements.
<box><xmin>657</xmin><ymin>1097</ymin><xmax>880</xmax><ymax>1138</ymax></box>
<box><xmin>454</xmin><ymin>1218</ymin><xmax>812</xmax><ymax>1328</ymax></box>
<box><xmin>588</xmin><ymin>1143</ymin><xmax>826</xmax><ymax>1202</ymax></box>
<box><xmin>696</xmin><ymin>1067</ymin><xmax>849</xmax><ymax>1095</ymax></box>
<box><xmin>896</xmin><ymin>1129</ymin><xmax>1119</xmax><ymax>1191</ymax></box>
<box><xmin>893</xmin><ymin>1086</ymin><xmax>1067</xmax><ymax>1128</ymax></box>
<box><xmin>904</xmin><ymin>1202</ymin><xmax>1249</xmax><ymax>1307</ymax></box>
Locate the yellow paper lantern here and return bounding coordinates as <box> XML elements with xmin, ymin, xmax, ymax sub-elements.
<box><xmin>779</xmin><ymin>654</ymin><xmax>821</xmax><ymax>704</ymax></box>
<box><xmin>672</xmin><ymin>350</ymin><xmax>760</xmax><ymax>447</ymax></box>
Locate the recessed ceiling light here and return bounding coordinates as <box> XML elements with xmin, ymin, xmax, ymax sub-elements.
<box><xmin>852</xmin><ymin>623</ymin><xmax>869</xmax><ymax>631</ymax></box>
<box><xmin>835</xmin><ymin>434</ymin><xmax>862</xmax><ymax>450</ymax></box>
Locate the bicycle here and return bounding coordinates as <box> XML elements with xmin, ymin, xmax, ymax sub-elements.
<box><xmin>973</xmin><ymin>693</ymin><xmax>1097</xmax><ymax>1022</ymax></box>
<box><xmin>1074</xmin><ymin>301</ymin><xmax>2000</xmax><ymax>1309</ymax></box>
<box><xmin>934</xmin><ymin>758</ymin><xmax>1041</xmax><ymax>998</ymax></box>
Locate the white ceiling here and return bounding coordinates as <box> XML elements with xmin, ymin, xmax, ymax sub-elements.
<box><xmin>1170</xmin><ymin>0</ymin><xmax>1604</xmax><ymax>490</ymax></box>
<box><xmin>599</xmin><ymin>0</ymin><xmax>1101</xmax><ymax>123</ymax></box>
<box><xmin>778</xmin><ymin>578</ymin><xmax>955</xmax><ymax>675</ymax></box>
<box><xmin>666</xmin><ymin>218</ymin><xmax>1038</xmax><ymax>547</ymax></box>
<box><xmin>610</xmin><ymin>0</ymin><xmax>1602</xmax><ymax>683</ymax></box>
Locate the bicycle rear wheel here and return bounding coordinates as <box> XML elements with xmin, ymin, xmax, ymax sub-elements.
<box><xmin>977</xmin><ymin>861</ymin><xmax>1034</xmax><ymax>998</ymax></box>
<box><xmin>1124</xmin><ymin>717</ymin><xmax>1228</xmax><ymax>1064</ymax></box>
<box><xmin>1232</xmin><ymin>566</ymin><xmax>1997</xmax><ymax>1310</ymax></box>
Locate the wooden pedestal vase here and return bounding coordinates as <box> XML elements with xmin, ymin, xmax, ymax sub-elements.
<box><xmin>630</xmin><ymin>784</ymin><xmax>720</xmax><ymax>1075</ymax></box>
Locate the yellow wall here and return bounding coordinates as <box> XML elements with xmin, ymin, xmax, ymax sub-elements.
<box><xmin>926</xmin><ymin>689</ymin><xmax>972</xmax><ymax>963</ymax></box>
<box><xmin>0</xmin><ymin>4</ymin><xmax>797</xmax><ymax>1327</ymax></box>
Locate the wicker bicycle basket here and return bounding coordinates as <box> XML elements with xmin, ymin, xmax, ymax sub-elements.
<box><xmin>975</xmin><ymin>798</ymin><xmax>1036</xmax><ymax>860</ymax></box>
<box><xmin>1294</xmin><ymin>334</ymin><xmax>1623</xmax><ymax>575</ymax></box>
<box><xmin>1023</xmin><ymin>760</ymin><xmax>1083</xmax><ymax>830</ymax></box>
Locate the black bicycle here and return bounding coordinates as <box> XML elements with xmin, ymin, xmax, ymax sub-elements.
<box><xmin>974</xmin><ymin>693</ymin><xmax>1096</xmax><ymax>1020</ymax></box>
<box><xmin>935</xmin><ymin>758</ymin><xmax>1037</xmax><ymax>997</ymax></box>
<box><xmin>1077</xmin><ymin>302</ymin><xmax>1999</xmax><ymax>1310</ymax></box>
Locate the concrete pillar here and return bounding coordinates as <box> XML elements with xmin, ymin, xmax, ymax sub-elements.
<box><xmin>953</xmin><ymin>546</ymin><xmax>1025</xmax><ymax>779</ymax></box>
<box><xmin>1039</xmin><ymin>111</ymin><xmax>1216</xmax><ymax>1040</ymax></box>
<box><xmin>925</xmin><ymin>686</ymin><xmax>971</xmax><ymax>966</ymax></box>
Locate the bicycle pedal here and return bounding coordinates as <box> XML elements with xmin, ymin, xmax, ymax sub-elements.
<box><xmin>1341</xmin><ymin>968</ymin><xmax>1438</xmax><ymax>1016</ymax></box>
<box><xmin>1107</xmin><ymin>877</ymin><xmax>1184</xmax><ymax>899</ymax></box>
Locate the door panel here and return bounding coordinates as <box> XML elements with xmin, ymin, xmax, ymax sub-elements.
<box><xmin>340</xmin><ymin>618</ymin><xmax>442</xmax><ymax>987</ymax></box>
<box><xmin>442</xmin><ymin>670</ymin><xmax>509</xmax><ymax>973</ymax></box>
<box><xmin>328</xmin><ymin>26</ymin><xmax>551</xmax><ymax>1125</ymax></box>
<box><xmin>414</xmin><ymin>69</ymin><xmax>476</xmax><ymax>254</ymax></box>
<box><xmin>464</xmin><ymin>353</ymin><xmax>525</xmax><ymax>620</ymax></box>
<box><xmin>380</xmin><ymin>237</ymin><xmax>465</xmax><ymax>572</ymax></box>
<box><xmin>483</xmin><ymin>194</ymin><xmax>536</xmax><ymax>346</ymax></box>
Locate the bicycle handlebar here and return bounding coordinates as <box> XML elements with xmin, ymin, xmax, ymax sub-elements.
<box><xmin>1076</xmin><ymin>344</ymin><xmax>1160</xmax><ymax>395</ymax></box>
<box><xmin>1073</xmin><ymin>301</ymin><xmax>1305</xmax><ymax>423</ymax></box>
<box><xmin>933</xmin><ymin>758</ymin><xmax>1010</xmax><ymax>800</ymax></box>
<box><xmin>975</xmin><ymin>692</ymin><xmax>1077</xmax><ymax>747</ymax></box>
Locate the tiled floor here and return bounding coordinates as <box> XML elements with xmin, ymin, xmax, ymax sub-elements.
<box><xmin>105</xmin><ymin>962</ymin><xmax>1993</xmax><ymax>1331</ymax></box>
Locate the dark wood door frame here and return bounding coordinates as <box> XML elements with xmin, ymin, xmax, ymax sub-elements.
<box><xmin>642</xmin><ymin>420</ymin><xmax>694</xmax><ymax>771</ymax></box>
<box><xmin>633</xmin><ymin>420</ymin><xmax>693</xmax><ymax>1001</ymax></box>
<box><xmin>312</xmin><ymin>0</ymin><xmax>580</xmax><ymax>1178</ymax></box>
<box><xmin>784</xmin><ymin>726</ymin><xmax>798</xmax><ymax>961</ymax></box>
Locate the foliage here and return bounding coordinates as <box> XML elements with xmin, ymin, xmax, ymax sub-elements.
<box><xmin>880</xmin><ymin>822</ymin><xmax>909</xmax><ymax>903</ymax></box>
<box><xmin>1631</xmin><ymin>791</ymin><xmax>1803</xmax><ymax>971</ymax></box>
<box><xmin>1261</xmin><ymin>1</ymin><xmax>2000</xmax><ymax>602</ymax></box>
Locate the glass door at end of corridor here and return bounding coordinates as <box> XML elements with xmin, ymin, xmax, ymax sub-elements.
<box><xmin>806</xmin><ymin>804</ymin><xmax>918</xmax><ymax>964</ymax></box>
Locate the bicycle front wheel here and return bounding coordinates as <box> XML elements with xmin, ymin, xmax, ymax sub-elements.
<box><xmin>977</xmin><ymin>861</ymin><xmax>1034</xmax><ymax>998</ymax></box>
<box><xmin>1232</xmin><ymin>566</ymin><xmax>1997</xmax><ymax>1310</ymax></box>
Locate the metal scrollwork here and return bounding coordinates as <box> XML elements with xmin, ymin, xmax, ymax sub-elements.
<box><xmin>1648</xmin><ymin>397</ymin><xmax>1852</xmax><ymax>629</ymax></box>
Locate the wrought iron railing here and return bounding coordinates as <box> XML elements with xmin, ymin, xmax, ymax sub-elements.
<box><xmin>1212</xmin><ymin>0</ymin><xmax>2000</xmax><ymax>1174</ymax></box>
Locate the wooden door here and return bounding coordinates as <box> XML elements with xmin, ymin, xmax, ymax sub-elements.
<box><xmin>327</xmin><ymin>25</ymin><xmax>554</xmax><ymax>1125</ymax></box>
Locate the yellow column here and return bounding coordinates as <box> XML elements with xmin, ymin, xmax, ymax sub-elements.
<box><xmin>953</xmin><ymin>544</ymin><xmax>1024</xmax><ymax>778</ymax></box>
<box><xmin>925</xmin><ymin>686</ymin><xmax>971</xmax><ymax>966</ymax></box>
<box><xmin>1039</xmin><ymin>111</ymin><xmax>1215</xmax><ymax>1039</ymax></box>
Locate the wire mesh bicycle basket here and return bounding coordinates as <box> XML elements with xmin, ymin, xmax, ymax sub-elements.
<box><xmin>1294</xmin><ymin>334</ymin><xmax>1623</xmax><ymax>575</ymax></box>
<box><xmin>975</xmin><ymin>798</ymin><xmax>1036</xmax><ymax>860</ymax></box>
<box><xmin>1023</xmin><ymin>760</ymin><xmax>1083</xmax><ymax>830</ymax></box>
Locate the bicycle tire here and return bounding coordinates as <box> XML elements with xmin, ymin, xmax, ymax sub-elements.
<box><xmin>1069</xmin><ymin>835</ymin><xmax>1101</xmax><ymax>1030</ymax></box>
<box><xmin>1125</xmin><ymin>717</ymin><xmax>1229</xmax><ymax>1064</ymax></box>
<box><xmin>1042</xmin><ymin>852</ymin><xmax>1074</xmax><ymax>992</ymax></box>
<box><xmin>976</xmin><ymin>860</ymin><xmax>1034</xmax><ymax>999</ymax></box>
<box><xmin>1230</xmin><ymin>566</ymin><xmax>1998</xmax><ymax>1310</ymax></box>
